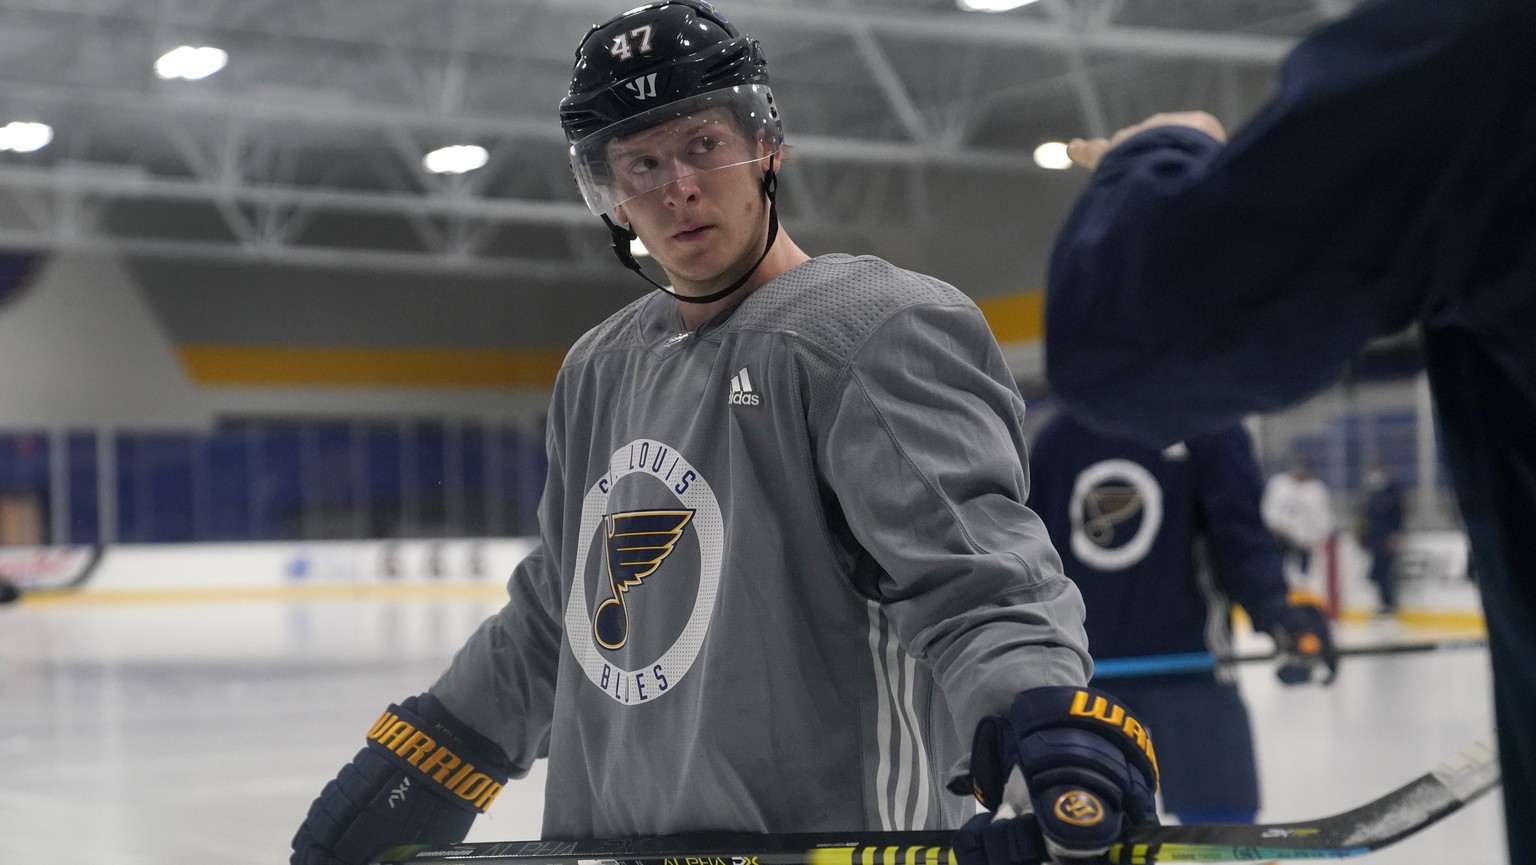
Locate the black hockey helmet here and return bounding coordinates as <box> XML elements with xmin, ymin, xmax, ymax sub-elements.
<box><xmin>560</xmin><ymin>0</ymin><xmax>771</xmax><ymax>143</ymax></box>
<box><xmin>560</xmin><ymin>0</ymin><xmax>782</xmax><ymax>216</ymax></box>
<box><xmin>559</xmin><ymin>0</ymin><xmax>786</xmax><ymax>305</ymax></box>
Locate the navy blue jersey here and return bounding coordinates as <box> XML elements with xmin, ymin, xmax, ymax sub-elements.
<box><xmin>1044</xmin><ymin>0</ymin><xmax>1535</xmax><ymax>857</ymax></box>
<box><xmin>1365</xmin><ymin>479</ymin><xmax>1405</xmax><ymax>547</ymax></box>
<box><xmin>1028</xmin><ymin>415</ymin><xmax>1284</xmax><ymax>814</ymax></box>
<box><xmin>1028</xmin><ymin>415</ymin><xmax>1290</xmax><ymax>660</ymax></box>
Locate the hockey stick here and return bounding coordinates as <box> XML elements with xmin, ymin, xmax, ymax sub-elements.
<box><xmin>1107</xmin><ymin>730</ymin><xmax>1498</xmax><ymax>861</ymax></box>
<box><xmin>1092</xmin><ymin>636</ymin><xmax>1488</xmax><ymax>679</ymax></box>
<box><xmin>0</xmin><ymin>544</ymin><xmax>105</xmax><ymax>604</ymax></box>
<box><xmin>375</xmin><ymin>732</ymin><xmax>1498</xmax><ymax>864</ymax></box>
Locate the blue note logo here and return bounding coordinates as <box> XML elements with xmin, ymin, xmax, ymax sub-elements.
<box><xmin>567</xmin><ymin>439</ymin><xmax>723</xmax><ymax>705</ymax></box>
<box><xmin>1069</xmin><ymin>459</ymin><xmax>1163</xmax><ymax>571</ymax></box>
<box><xmin>594</xmin><ymin>510</ymin><xmax>695</xmax><ymax>650</ymax></box>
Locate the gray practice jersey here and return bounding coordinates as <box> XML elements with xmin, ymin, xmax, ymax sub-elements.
<box><xmin>432</xmin><ymin>254</ymin><xmax>1089</xmax><ymax>839</ymax></box>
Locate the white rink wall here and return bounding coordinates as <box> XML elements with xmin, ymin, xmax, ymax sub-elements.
<box><xmin>10</xmin><ymin>536</ymin><xmax>537</xmax><ymax>594</ymax></box>
<box><xmin>9</xmin><ymin>528</ymin><xmax>1482</xmax><ymax>624</ymax></box>
<box><xmin>1329</xmin><ymin>530</ymin><xmax>1481</xmax><ymax>623</ymax></box>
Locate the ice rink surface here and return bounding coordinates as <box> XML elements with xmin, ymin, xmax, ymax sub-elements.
<box><xmin>0</xmin><ymin>594</ymin><xmax>1504</xmax><ymax>865</ymax></box>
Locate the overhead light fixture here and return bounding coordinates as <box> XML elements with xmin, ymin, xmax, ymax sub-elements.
<box><xmin>1033</xmin><ymin>141</ymin><xmax>1073</xmax><ymax>170</ymax></box>
<box><xmin>630</xmin><ymin>238</ymin><xmax>650</xmax><ymax>258</ymax></box>
<box><xmin>0</xmin><ymin>121</ymin><xmax>53</xmax><ymax>153</ymax></box>
<box><xmin>155</xmin><ymin>46</ymin><xmax>228</xmax><ymax>81</ymax></box>
<box><xmin>423</xmin><ymin>144</ymin><xmax>490</xmax><ymax>175</ymax></box>
<box><xmin>956</xmin><ymin>0</ymin><xmax>1042</xmax><ymax>10</ymax></box>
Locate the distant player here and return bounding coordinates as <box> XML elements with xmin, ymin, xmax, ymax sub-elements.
<box><xmin>1028</xmin><ymin>412</ymin><xmax>1337</xmax><ymax>824</ymax></box>
<box><xmin>290</xmin><ymin>4</ymin><xmax>1159</xmax><ymax>865</ymax></box>
<box><xmin>1260</xmin><ymin>457</ymin><xmax>1334</xmax><ymax>593</ymax></box>
<box><xmin>0</xmin><ymin>578</ymin><xmax>18</xmax><ymax>605</ymax></box>
<box><xmin>1360</xmin><ymin>459</ymin><xmax>1406</xmax><ymax>615</ymax></box>
<box><xmin>1044</xmin><ymin>1</ymin><xmax>1536</xmax><ymax>859</ymax></box>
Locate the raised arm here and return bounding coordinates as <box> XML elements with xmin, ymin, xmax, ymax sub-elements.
<box><xmin>1046</xmin><ymin>0</ymin><xmax>1509</xmax><ymax>445</ymax></box>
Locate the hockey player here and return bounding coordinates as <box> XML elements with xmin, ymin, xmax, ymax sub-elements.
<box><xmin>1260</xmin><ymin>457</ymin><xmax>1334</xmax><ymax>594</ymax></box>
<box><xmin>290</xmin><ymin>4</ymin><xmax>1158</xmax><ymax>865</ymax></box>
<box><xmin>1360</xmin><ymin>459</ymin><xmax>1406</xmax><ymax>615</ymax></box>
<box><xmin>1028</xmin><ymin>412</ymin><xmax>1337</xmax><ymax>824</ymax></box>
<box><xmin>1043</xmin><ymin>1</ymin><xmax>1535</xmax><ymax>860</ymax></box>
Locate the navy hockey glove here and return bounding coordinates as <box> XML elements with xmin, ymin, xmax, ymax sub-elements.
<box><xmin>291</xmin><ymin>693</ymin><xmax>513</xmax><ymax>865</ymax></box>
<box><xmin>951</xmin><ymin>687</ymin><xmax>1160</xmax><ymax>865</ymax></box>
<box><xmin>1271</xmin><ymin>591</ymin><xmax>1338</xmax><ymax>685</ymax></box>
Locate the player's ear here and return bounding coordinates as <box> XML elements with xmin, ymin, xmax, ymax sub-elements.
<box><xmin>767</xmin><ymin>143</ymin><xmax>790</xmax><ymax>171</ymax></box>
<box><xmin>612</xmin><ymin>203</ymin><xmax>631</xmax><ymax>228</ymax></box>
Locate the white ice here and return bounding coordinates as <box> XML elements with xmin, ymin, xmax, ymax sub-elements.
<box><xmin>0</xmin><ymin>599</ymin><xmax>1504</xmax><ymax>864</ymax></box>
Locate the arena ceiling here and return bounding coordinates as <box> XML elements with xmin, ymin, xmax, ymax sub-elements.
<box><xmin>0</xmin><ymin>0</ymin><xmax>1355</xmax><ymax>300</ymax></box>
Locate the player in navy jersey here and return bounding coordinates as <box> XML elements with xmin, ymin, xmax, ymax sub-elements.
<box><xmin>1044</xmin><ymin>0</ymin><xmax>1535</xmax><ymax>859</ymax></box>
<box><xmin>1360</xmin><ymin>460</ymin><xmax>1406</xmax><ymax>615</ymax></box>
<box><xmin>290</xmin><ymin>4</ymin><xmax>1161</xmax><ymax>865</ymax></box>
<box><xmin>1028</xmin><ymin>412</ymin><xmax>1337</xmax><ymax>823</ymax></box>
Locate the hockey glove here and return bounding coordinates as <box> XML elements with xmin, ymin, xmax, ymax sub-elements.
<box><xmin>291</xmin><ymin>693</ymin><xmax>513</xmax><ymax>865</ymax></box>
<box><xmin>1271</xmin><ymin>591</ymin><xmax>1339</xmax><ymax>685</ymax></box>
<box><xmin>951</xmin><ymin>687</ymin><xmax>1160</xmax><ymax>865</ymax></box>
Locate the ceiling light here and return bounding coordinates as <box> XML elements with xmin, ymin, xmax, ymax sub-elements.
<box><xmin>423</xmin><ymin>144</ymin><xmax>489</xmax><ymax>175</ymax></box>
<box><xmin>630</xmin><ymin>238</ymin><xmax>650</xmax><ymax>258</ymax></box>
<box><xmin>0</xmin><ymin>122</ymin><xmax>53</xmax><ymax>153</ymax></box>
<box><xmin>956</xmin><ymin>0</ymin><xmax>1042</xmax><ymax>10</ymax></box>
<box><xmin>156</xmin><ymin>46</ymin><xmax>228</xmax><ymax>81</ymax></box>
<box><xmin>1033</xmin><ymin>141</ymin><xmax>1072</xmax><ymax>170</ymax></box>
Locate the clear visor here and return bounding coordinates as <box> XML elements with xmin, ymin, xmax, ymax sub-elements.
<box><xmin>569</xmin><ymin>85</ymin><xmax>783</xmax><ymax>217</ymax></box>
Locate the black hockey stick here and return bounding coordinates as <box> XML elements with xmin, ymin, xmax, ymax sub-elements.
<box><xmin>1092</xmin><ymin>636</ymin><xmax>1487</xmax><ymax>678</ymax></box>
<box><xmin>0</xmin><ymin>543</ymin><xmax>105</xmax><ymax>604</ymax></box>
<box><xmin>1106</xmin><ymin>730</ymin><xmax>1498</xmax><ymax>861</ymax></box>
<box><xmin>376</xmin><ymin>732</ymin><xmax>1498</xmax><ymax>864</ymax></box>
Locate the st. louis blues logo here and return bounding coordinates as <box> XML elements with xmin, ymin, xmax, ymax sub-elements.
<box><xmin>567</xmin><ymin>439</ymin><xmax>723</xmax><ymax>705</ymax></box>
<box><xmin>1069</xmin><ymin>459</ymin><xmax>1163</xmax><ymax>571</ymax></box>
<box><xmin>594</xmin><ymin>509</ymin><xmax>695</xmax><ymax>650</ymax></box>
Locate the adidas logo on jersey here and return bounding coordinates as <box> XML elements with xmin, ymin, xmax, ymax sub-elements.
<box><xmin>728</xmin><ymin>367</ymin><xmax>760</xmax><ymax>406</ymax></box>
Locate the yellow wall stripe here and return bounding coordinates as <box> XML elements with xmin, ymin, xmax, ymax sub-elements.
<box><xmin>176</xmin><ymin>345</ymin><xmax>566</xmax><ymax>388</ymax></box>
<box><xmin>178</xmin><ymin>292</ymin><xmax>1043</xmax><ymax>388</ymax></box>
<box><xmin>975</xmin><ymin>291</ymin><xmax>1044</xmax><ymax>344</ymax></box>
<box><xmin>1367</xmin><ymin>609</ymin><xmax>1486</xmax><ymax>631</ymax></box>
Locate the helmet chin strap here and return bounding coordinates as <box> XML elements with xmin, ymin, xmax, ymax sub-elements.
<box><xmin>602</xmin><ymin>168</ymin><xmax>780</xmax><ymax>306</ymax></box>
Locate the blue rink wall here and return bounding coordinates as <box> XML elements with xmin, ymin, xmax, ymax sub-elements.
<box><xmin>0</xmin><ymin>421</ymin><xmax>547</xmax><ymax>545</ymax></box>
